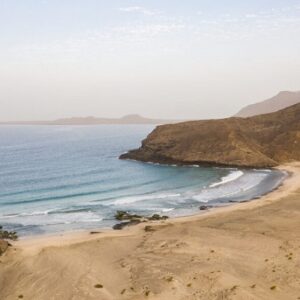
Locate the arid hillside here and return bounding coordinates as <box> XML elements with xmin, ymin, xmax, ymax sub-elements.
<box><xmin>120</xmin><ymin>103</ymin><xmax>300</xmax><ymax>168</ymax></box>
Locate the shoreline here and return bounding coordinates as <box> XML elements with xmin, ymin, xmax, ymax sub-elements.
<box><xmin>12</xmin><ymin>162</ymin><xmax>298</xmax><ymax>250</ymax></box>
<box><xmin>1</xmin><ymin>160</ymin><xmax>283</xmax><ymax>239</ymax></box>
<box><xmin>10</xmin><ymin>164</ymin><xmax>286</xmax><ymax>240</ymax></box>
<box><xmin>120</xmin><ymin>156</ymin><xmax>280</xmax><ymax>169</ymax></box>
<box><xmin>1</xmin><ymin>162</ymin><xmax>299</xmax><ymax>300</ymax></box>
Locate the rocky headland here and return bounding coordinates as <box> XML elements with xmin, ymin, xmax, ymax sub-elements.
<box><xmin>120</xmin><ymin>103</ymin><xmax>300</xmax><ymax>168</ymax></box>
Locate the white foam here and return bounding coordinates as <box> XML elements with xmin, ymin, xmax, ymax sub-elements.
<box><xmin>1</xmin><ymin>210</ymin><xmax>51</xmax><ymax>218</ymax></box>
<box><xmin>162</xmin><ymin>208</ymin><xmax>175</xmax><ymax>212</ymax></box>
<box><xmin>112</xmin><ymin>193</ymin><xmax>181</xmax><ymax>205</ymax></box>
<box><xmin>209</xmin><ymin>170</ymin><xmax>244</xmax><ymax>188</ymax></box>
<box><xmin>1</xmin><ymin>210</ymin><xmax>103</xmax><ymax>227</ymax></box>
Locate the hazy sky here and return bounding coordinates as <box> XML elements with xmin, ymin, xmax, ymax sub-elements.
<box><xmin>1</xmin><ymin>0</ymin><xmax>300</xmax><ymax>121</ymax></box>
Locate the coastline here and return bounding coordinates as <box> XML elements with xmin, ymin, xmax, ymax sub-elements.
<box><xmin>0</xmin><ymin>163</ymin><xmax>284</xmax><ymax>238</ymax></box>
<box><xmin>15</xmin><ymin>163</ymin><xmax>289</xmax><ymax>244</ymax></box>
<box><xmin>7</xmin><ymin>163</ymin><xmax>295</xmax><ymax>248</ymax></box>
<box><xmin>1</xmin><ymin>162</ymin><xmax>299</xmax><ymax>299</ymax></box>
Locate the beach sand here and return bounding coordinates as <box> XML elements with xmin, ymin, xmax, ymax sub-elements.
<box><xmin>0</xmin><ymin>162</ymin><xmax>300</xmax><ymax>300</ymax></box>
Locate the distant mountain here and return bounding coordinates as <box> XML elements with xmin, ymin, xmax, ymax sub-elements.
<box><xmin>0</xmin><ymin>115</ymin><xmax>178</xmax><ymax>125</ymax></box>
<box><xmin>120</xmin><ymin>103</ymin><xmax>300</xmax><ymax>168</ymax></box>
<box><xmin>235</xmin><ymin>91</ymin><xmax>300</xmax><ymax>117</ymax></box>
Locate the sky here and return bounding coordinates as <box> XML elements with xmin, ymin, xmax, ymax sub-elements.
<box><xmin>0</xmin><ymin>0</ymin><xmax>300</xmax><ymax>121</ymax></box>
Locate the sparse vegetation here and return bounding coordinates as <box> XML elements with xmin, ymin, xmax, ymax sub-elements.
<box><xmin>164</xmin><ymin>276</ymin><xmax>173</xmax><ymax>282</ymax></box>
<box><xmin>270</xmin><ymin>285</ymin><xmax>276</xmax><ymax>290</ymax></box>
<box><xmin>94</xmin><ymin>284</ymin><xmax>103</xmax><ymax>289</ymax></box>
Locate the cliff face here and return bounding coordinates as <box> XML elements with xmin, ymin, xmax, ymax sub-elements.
<box><xmin>120</xmin><ymin>104</ymin><xmax>300</xmax><ymax>168</ymax></box>
<box><xmin>235</xmin><ymin>91</ymin><xmax>300</xmax><ymax>118</ymax></box>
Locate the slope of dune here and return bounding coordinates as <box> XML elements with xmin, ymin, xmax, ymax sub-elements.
<box><xmin>235</xmin><ymin>91</ymin><xmax>300</xmax><ymax>117</ymax></box>
<box><xmin>120</xmin><ymin>103</ymin><xmax>300</xmax><ymax>168</ymax></box>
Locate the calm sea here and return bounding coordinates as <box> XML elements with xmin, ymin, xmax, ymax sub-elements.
<box><xmin>0</xmin><ymin>125</ymin><xmax>285</xmax><ymax>236</ymax></box>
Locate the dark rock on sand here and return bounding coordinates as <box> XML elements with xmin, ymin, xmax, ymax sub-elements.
<box><xmin>114</xmin><ymin>211</ymin><xmax>144</xmax><ymax>221</ymax></box>
<box><xmin>113</xmin><ymin>212</ymin><xmax>169</xmax><ymax>230</ymax></box>
<box><xmin>148</xmin><ymin>214</ymin><xmax>169</xmax><ymax>221</ymax></box>
<box><xmin>115</xmin><ymin>211</ymin><xmax>169</xmax><ymax>222</ymax></box>
<box><xmin>113</xmin><ymin>220</ymin><xmax>142</xmax><ymax>230</ymax></box>
<box><xmin>0</xmin><ymin>226</ymin><xmax>18</xmax><ymax>241</ymax></box>
<box><xmin>199</xmin><ymin>205</ymin><xmax>213</xmax><ymax>211</ymax></box>
<box><xmin>0</xmin><ymin>225</ymin><xmax>18</xmax><ymax>255</ymax></box>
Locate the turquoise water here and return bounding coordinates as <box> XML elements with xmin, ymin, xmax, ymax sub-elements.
<box><xmin>0</xmin><ymin>125</ymin><xmax>285</xmax><ymax>236</ymax></box>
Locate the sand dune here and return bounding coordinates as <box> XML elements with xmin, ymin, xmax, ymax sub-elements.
<box><xmin>0</xmin><ymin>163</ymin><xmax>300</xmax><ymax>300</ymax></box>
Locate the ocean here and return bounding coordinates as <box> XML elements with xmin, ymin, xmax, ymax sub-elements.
<box><xmin>0</xmin><ymin>125</ymin><xmax>286</xmax><ymax>236</ymax></box>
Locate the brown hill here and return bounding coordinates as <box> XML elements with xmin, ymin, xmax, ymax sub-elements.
<box><xmin>235</xmin><ymin>91</ymin><xmax>300</xmax><ymax>117</ymax></box>
<box><xmin>120</xmin><ymin>103</ymin><xmax>300</xmax><ymax>168</ymax></box>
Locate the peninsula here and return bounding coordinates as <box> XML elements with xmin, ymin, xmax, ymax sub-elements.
<box><xmin>120</xmin><ymin>103</ymin><xmax>300</xmax><ymax>168</ymax></box>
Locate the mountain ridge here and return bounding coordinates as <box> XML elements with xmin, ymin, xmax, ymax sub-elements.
<box><xmin>235</xmin><ymin>90</ymin><xmax>300</xmax><ymax>117</ymax></box>
<box><xmin>0</xmin><ymin>114</ymin><xmax>179</xmax><ymax>125</ymax></box>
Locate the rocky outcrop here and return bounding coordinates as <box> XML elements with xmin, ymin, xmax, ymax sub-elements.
<box><xmin>120</xmin><ymin>103</ymin><xmax>300</xmax><ymax>168</ymax></box>
<box><xmin>0</xmin><ymin>226</ymin><xmax>17</xmax><ymax>256</ymax></box>
<box><xmin>113</xmin><ymin>211</ymin><xmax>169</xmax><ymax>230</ymax></box>
<box><xmin>0</xmin><ymin>226</ymin><xmax>18</xmax><ymax>241</ymax></box>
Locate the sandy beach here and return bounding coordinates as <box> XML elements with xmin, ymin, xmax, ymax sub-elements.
<box><xmin>0</xmin><ymin>162</ymin><xmax>300</xmax><ymax>300</ymax></box>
